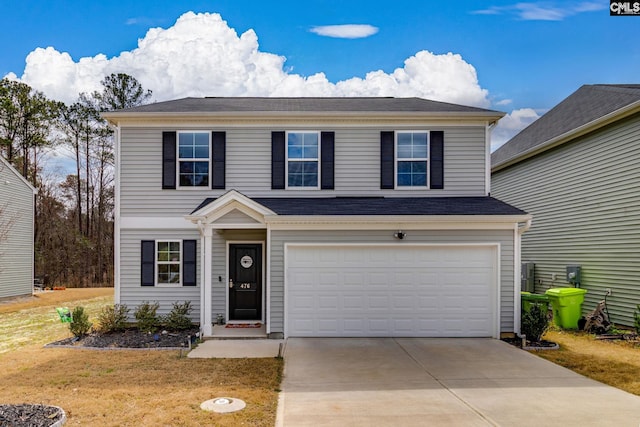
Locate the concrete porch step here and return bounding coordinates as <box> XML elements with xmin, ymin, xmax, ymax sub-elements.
<box><xmin>206</xmin><ymin>323</ymin><xmax>268</xmax><ymax>339</ymax></box>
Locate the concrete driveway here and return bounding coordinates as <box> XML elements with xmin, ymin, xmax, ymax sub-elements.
<box><xmin>277</xmin><ymin>338</ymin><xmax>640</xmax><ymax>426</ymax></box>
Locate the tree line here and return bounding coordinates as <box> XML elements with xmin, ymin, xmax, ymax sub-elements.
<box><xmin>0</xmin><ymin>74</ymin><xmax>151</xmax><ymax>287</ymax></box>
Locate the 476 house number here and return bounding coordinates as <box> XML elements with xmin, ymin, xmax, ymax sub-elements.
<box><xmin>239</xmin><ymin>283</ymin><xmax>252</xmax><ymax>289</ymax></box>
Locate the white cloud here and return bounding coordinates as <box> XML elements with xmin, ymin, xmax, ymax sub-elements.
<box><xmin>473</xmin><ymin>2</ymin><xmax>606</xmax><ymax>21</ymax></box>
<box><xmin>495</xmin><ymin>98</ymin><xmax>512</xmax><ymax>106</ymax></box>
<box><xmin>310</xmin><ymin>24</ymin><xmax>379</xmax><ymax>39</ymax></box>
<box><xmin>7</xmin><ymin>11</ymin><xmax>489</xmax><ymax>109</ymax></box>
<box><xmin>491</xmin><ymin>108</ymin><xmax>542</xmax><ymax>151</ymax></box>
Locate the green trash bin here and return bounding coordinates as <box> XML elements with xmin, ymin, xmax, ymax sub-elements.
<box><xmin>545</xmin><ymin>287</ymin><xmax>587</xmax><ymax>329</ymax></box>
<box><xmin>521</xmin><ymin>292</ymin><xmax>549</xmax><ymax>313</ymax></box>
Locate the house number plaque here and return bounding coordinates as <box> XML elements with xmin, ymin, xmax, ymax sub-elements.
<box><xmin>240</xmin><ymin>255</ymin><xmax>253</xmax><ymax>269</ymax></box>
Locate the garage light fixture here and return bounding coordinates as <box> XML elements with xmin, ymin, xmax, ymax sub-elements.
<box><xmin>394</xmin><ymin>231</ymin><xmax>406</xmax><ymax>240</ymax></box>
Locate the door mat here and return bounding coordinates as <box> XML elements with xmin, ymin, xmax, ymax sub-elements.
<box><xmin>225</xmin><ymin>323</ymin><xmax>262</xmax><ymax>328</ymax></box>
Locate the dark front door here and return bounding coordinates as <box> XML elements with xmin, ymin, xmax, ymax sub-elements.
<box><xmin>229</xmin><ymin>244</ymin><xmax>262</xmax><ymax>321</ymax></box>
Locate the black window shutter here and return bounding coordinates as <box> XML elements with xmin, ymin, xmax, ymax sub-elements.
<box><xmin>141</xmin><ymin>240</ymin><xmax>155</xmax><ymax>286</ymax></box>
<box><xmin>271</xmin><ymin>131</ymin><xmax>286</xmax><ymax>189</ymax></box>
<box><xmin>162</xmin><ymin>132</ymin><xmax>177</xmax><ymax>189</ymax></box>
<box><xmin>430</xmin><ymin>131</ymin><xmax>444</xmax><ymax>189</ymax></box>
<box><xmin>320</xmin><ymin>132</ymin><xmax>335</xmax><ymax>190</ymax></box>
<box><xmin>211</xmin><ymin>131</ymin><xmax>226</xmax><ymax>189</ymax></box>
<box><xmin>380</xmin><ymin>131</ymin><xmax>395</xmax><ymax>189</ymax></box>
<box><xmin>182</xmin><ymin>240</ymin><xmax>197</xmax><ymax>286</ymax></box>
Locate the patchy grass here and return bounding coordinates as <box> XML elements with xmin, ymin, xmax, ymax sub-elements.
<box><xmin>535</xmin><ymin>329</ymin><xmax>640</xmax><ymax>396</ymax></box>
<box><xmin>0</xmin><ymin>288</ymin><xmax>283</xmax><ymax>426</ymax></box>
<box><xmin>0</xmin><ymin>289</ymin><xmax>114</xmax><ymax>354</ymax></box>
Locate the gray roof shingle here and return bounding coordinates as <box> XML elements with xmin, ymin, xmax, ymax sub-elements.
<box><xmin>492</xmin><ymin>85</ymin><xmax>640</xmax><ymax>169</ymax></box>
<box><xmin>192</xmin><ymin>196</ymin><xmax>527</xmax><ymax>216</ymax></box>
<box><xmin>105</xmin><ymin>97</ymin><xmax>502</xmax><ymax>116</ymax></box>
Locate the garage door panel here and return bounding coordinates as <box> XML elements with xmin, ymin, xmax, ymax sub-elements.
<box><xmin>286</xmin><ymin>245</ymin><xmax>497</xmax><ymax>337</ymax></box>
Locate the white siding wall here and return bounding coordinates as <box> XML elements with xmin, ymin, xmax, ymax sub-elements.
<box><xmin>492</xmin><ymin>113</ymin><xmax>640</xmax><ymax>325</ymax></box>
<box><xmin>0</xmin><ymin>161</ymin><xmax>34</xmax><ymax>298</ymax></box>
<box><xmin>268</xmin><ymin>229</ymin><xmax>515</xmax><ymax>335</ymax></box>
<box><xmin>119</xmin><ymin>125</ymin><xmax>488</xmax><ymax>217</ymax></box>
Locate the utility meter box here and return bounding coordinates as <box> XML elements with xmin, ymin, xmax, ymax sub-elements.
<box><xmin>566</xmin><ymin>265</ymin><xmax>581</xmax><ymax>286</ymax></box>
<box><xmin>521</xmin><ymin>262</ymin><xmax>535</xmax><ymax>292</ymax></box>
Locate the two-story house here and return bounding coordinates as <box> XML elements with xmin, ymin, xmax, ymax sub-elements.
<box><xmin>103</xmin><ymin>97</ymin><xmax>531</xmax><ymax>339</ymax></box>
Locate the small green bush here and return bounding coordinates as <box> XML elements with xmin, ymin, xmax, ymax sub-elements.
<box><xmin>69</xmin><ymin>306</ymin><xmax>92</xmax><ymax>337</ymax></box>
<box><xmin>634</xmin><ymin>305</ymin><xmax>640</xmax><ymax>335</ymax></box>
<box><xmin>98</xmin><ymin>304</ymin><xmax>130</xmax><ymax>333</ymax></box>
<box><xmin>134</xmin><ymin>301</ymin><xmax>160</xmax><ymax>333</ymax></box>
<box><xmin>522</xmin><ymin>303</ymin><xmax>549</xmax><ymax>342</ymax></box>
<box><xmin>163</xmin><ymin>301</ymin><xmax>194</xmax><ymax>331</ymax></box>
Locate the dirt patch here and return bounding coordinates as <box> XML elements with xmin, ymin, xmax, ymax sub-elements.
<box><xmin>48</xmin><ymin>327</ymin><xmax>199</xmax><ymax>349</ymax></box>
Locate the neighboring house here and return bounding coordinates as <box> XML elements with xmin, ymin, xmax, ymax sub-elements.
<box><xmin>492</xmin><ymin>84</ymin><xmax>640</xmax><ymax>326</ymax></box>
<box><xmin>103</xmin><ymin>97</ymin><xmax>531</xmax><ymax>339</ymax></box>
<box><xmin>0</xmin><ymin>156</ymin><xmax>36</xmax><ymax>299</ymax></box>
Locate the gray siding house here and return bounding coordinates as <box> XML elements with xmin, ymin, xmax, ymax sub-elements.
<box><xmin>0</xmin><ymin>156</ymin><xmax>36</xmax><ymax>299</ymax></box>
<box><xmin>104</xmin><ymin>97</ymin><xmax>531</xmax><ymax>339</ymax></box>
<box><xmin>492</xmin><ymin>84</ymin><xmax>640</xmax><ymax>326</ymax></box>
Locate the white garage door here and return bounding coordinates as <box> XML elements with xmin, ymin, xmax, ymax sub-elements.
<box><xmin>285</xmin><ymin>244</ymin><xmax>498</xmax><ymax>338</ymax></box>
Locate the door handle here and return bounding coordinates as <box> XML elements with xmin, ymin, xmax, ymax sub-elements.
<box><xmin>229</xmin><ymin>279</ymin><xmax>234</xmax><ymax>289</ymax></box>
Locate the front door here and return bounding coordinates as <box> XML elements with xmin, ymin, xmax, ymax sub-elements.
<box><xmin>229</xmin><ymin>243</ymin><xmax>262</xmax><ymax>321</ymax></box>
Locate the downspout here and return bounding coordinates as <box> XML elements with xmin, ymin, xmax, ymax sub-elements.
<box><xmin>113</xmin><ymin>122</ymin><xmax>122</xmax><ymax>304</ymax></box>
<box><xmin>518</xmin><ymin>218</ymin><xmax>532</xmax><ymax>235</ymax></box>
<box><xmin>196</xmin><ymin>219</ymin><xmax>206</xmax><ymax>337</ymax></box>
<box><xmin>515</xmin><ymin>218</ymin><xmax>532</xmax><ymax>338</ymax></box>
<box><xmin>485</xmin><ymin>120</ymin><xmax>498</xmax><ymax>196</ymax></box>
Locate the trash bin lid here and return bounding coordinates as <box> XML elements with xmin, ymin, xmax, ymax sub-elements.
<box><xmin>545</xmin><ymin>287</ymin><xmax>587</xmax><ymax>297</ymax></box>
<box><xmin>522</xmin><ymin>293</ymin><xmax>549</xmax><ymax>301</ymax></box>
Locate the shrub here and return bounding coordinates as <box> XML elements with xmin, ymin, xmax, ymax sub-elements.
<box><xmin>98</xmin><ymin>304</ymin><xmax>130</xmax><ymax>333</ymax></box>
<box><xmin>634</xmin><ymin>305</ymin><xmax>640</xmax><ymax>335</ymax></box>
<box><xmin>134</xmin><ymin>301</ymin><xmax>160</xmax><ymax>333</ymax></box>
<box><xmin>522</xmin><ymin>303</ymin><xmax>549</xmax><ymax>342</ymax></box>
<box><xmin>69</xmin><ymin>306</ymin><xmax>92</xmax><ymax>337</ymax></box>
<box><xmin>163</xmin><ymin>301</ymin><xmax>194</xmax><ymax>331</ymax></box>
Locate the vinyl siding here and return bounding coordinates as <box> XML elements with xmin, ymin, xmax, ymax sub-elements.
<box><xmin>119</xmin><ymin>126</ymin><xmax>488</xmax><ymax>217</ymax></box>
<box><xmin>267</xmin><ymin>229</ymin><xmax>515</xmax><ymax>335</ymax></box>
<box><xmin>0</xmin><ymin>162</ymin><xmax>34</xmax><ymax>299</ymax></box>
<box><xmin>120</xmin><ymin>229</ymin><xmax>201</xmax><ymax>320</ymax></box>
<box><xmin>492</xmin><ymin>113</ymin><xmax>640</xmax><ymax>326</ymax></box>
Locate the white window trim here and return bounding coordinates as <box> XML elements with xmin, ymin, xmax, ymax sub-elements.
<box><xmin>156</xmin><ymin>239</ymin><xmax>182</xmax><ymax>287</ymax></box>
<box><xmin>285</xmin><ymin>130</ymin><xmax>321</xmax><ymax>190</ymax></box>
<box><xmin>176</xmin><ymin>131</ymin><xmax>211</xmax><ymax>190</ymax></box>
<box><xmin>395</xmin><ymin>130</ymin><xmax>430</xmax><ymax>190</ymax></box>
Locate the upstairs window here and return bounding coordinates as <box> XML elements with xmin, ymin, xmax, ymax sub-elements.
<box><xmin>287</xmin><ymin>131</ymin><xmax>319</xmax><ymax>188</ymax></box>
<box><xmin>396</xmin><ymin>131</ymin><xmax>428</xmax><ymax>187</ymax></box>
<box><xmin>178</xmin><ymin>132</ymin><xmax>210</xmax><ymax>187</ymax></box>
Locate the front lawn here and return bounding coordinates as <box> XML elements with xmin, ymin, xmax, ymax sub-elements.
<box><xmin>0</xmin><ymin>289</ymin><xmax>283</xmax><ymax>426</ymax></box>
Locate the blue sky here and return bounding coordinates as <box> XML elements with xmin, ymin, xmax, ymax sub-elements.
<box><xmin>1</xmin><ymin>1</ymin><xmax>638</xmax><ymax>149</ymax></box>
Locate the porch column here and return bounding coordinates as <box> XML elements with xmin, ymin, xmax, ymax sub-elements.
<box><xmin>202</xmin><ymin>226</ymin><xmax>213</xmax><ymax>336</ymax></box>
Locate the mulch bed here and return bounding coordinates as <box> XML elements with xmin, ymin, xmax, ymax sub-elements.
<box><xmin>502</xmin><ymin>337</ymin><xmax>558</xmax><ymax>350</ymax></box>
<box><xmin>47</xmin><ymin>327</ymin><xmax>200</xmax><ymax>349</ymax></box>
<box><xmin>0</xmin><ymin>404</ymin><xmax>65</xmax><ymax>427</ymax></box>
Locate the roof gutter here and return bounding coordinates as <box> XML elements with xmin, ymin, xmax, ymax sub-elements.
<box><xmin>492</xmin><ymin>100</ymin><xmax>640</xmax><ymax>173</ymax></box>
<box><xmin>102</xmin><ymin>110</ymin><xmax>505</xmax><ymax>126</ymax></box>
